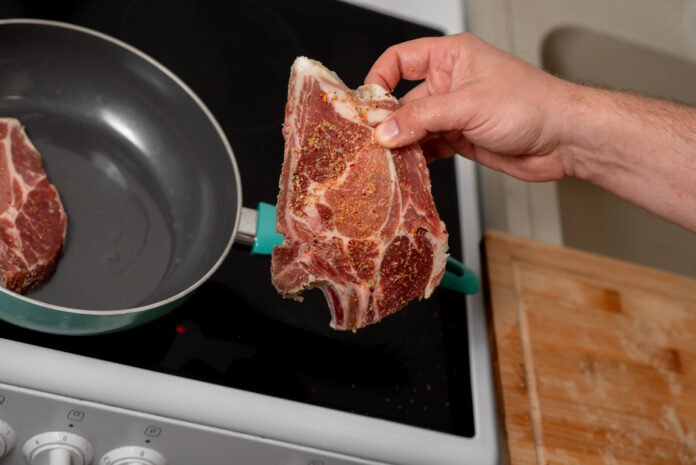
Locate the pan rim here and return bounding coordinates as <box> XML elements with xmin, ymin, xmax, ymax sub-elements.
<box><xmin>0</xmin><ymin>18</ymin><xmax>244</xmax><ymax>316</ymax></box>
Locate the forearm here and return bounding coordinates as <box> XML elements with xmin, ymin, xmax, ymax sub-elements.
<box><xmin>563</xmin><ymin>85</ymin><xmax>696</xmax><ymax>231</ymax></box>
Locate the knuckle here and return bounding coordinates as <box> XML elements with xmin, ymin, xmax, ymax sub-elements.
<box><xmin>400</xmin><ymin>100</ymin><xmax>425</xmax><ymax>125</ymax></box>
<box><xmin>458</xmin><ymin>32</ymin><xmax>480</xmax><ymax>44</ymax></box>
<box><xmin>413</xmin><ymin>99</ymin><xmax>440</xmax><ymax>130</ymax></box>
<box><xmin>398</xmin><ymin>101</ymin><xmax>433</xmax><ymax>137</ymax></box>
<box><xmin>383</xmin><ymin>43</ymin><xmax>400</xmax><ymax>56</ymax></box>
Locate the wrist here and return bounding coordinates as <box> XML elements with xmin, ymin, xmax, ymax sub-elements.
<box><xmin>557</xmin><ymin>83</ymin><xmax>616</xmax><ymax>182</ymax></box>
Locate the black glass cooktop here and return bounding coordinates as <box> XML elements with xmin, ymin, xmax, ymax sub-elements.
<box><xmin>0</xmin><ymin>0</ymin><xmax>475</xmax><ymax>437</ymax></box>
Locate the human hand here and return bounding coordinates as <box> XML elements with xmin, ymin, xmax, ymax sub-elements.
<box><xmin>365</xmin><ymin>33</ymin><xmax>580</xmax><ymax>182</ymax></box>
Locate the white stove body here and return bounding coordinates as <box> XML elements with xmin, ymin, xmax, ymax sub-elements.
<box><xmin>0</xmin><ymin>2</ymin><xmax>499</xmax><ymax>464</ymax></box>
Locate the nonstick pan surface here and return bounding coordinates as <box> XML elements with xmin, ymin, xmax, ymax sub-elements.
<box><xmin>0</xmin><ymin>19</ymin><xmax>242</xmax><ymax>334</ymax></box>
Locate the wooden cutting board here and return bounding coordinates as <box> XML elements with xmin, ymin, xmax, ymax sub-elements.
<box><xmin>484</xmin><ymin>230</ymin><xmax>696</xmax><ymax>465</ymax></box>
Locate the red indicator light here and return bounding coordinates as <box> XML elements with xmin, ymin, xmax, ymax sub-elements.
<box><xmin>175</xmin><ymin>324</ymin><xmax>186</xmax><ymax>334</ymax></box>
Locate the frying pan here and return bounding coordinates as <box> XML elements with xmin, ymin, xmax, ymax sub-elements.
<box><xmin>0</xmin><ymin>19</ymin><xmax>477</xmax><ymax>336</ymax></box>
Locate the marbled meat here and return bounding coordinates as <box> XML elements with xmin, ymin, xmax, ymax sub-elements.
<box><xmin>271</xmin><ymin>57</ymin><xmax>448</xmax><ymax>330</ymax></box>
<box><xmin>0</xmin><ymin>118</ymin><xmax>67</xmax><ymax>293</ymax></box>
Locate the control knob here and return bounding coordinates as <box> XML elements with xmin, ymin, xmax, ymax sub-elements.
<box><xmin>0</xmin><ymin>419</ymin><xmax>16</xmax><ymax>458</ymax></box>
<box><xmin>100</xmin><ymin>446</ymin><xmax>167</xmax><ymax>465</ymax></box>
<box><xmin>23</xmin><ymin>432</ymin><xmax>94</xmax><ymax>465</ymax></box>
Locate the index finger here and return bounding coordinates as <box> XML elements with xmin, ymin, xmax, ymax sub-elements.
<box><xmin>364</xmin><ymin>36</ymin><xmax>445</xmax><ymax>91</ymax></box>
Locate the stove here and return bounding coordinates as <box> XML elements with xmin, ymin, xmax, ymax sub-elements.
<box><xmin>0</xmin><ymin>1</ymin><xmax>498</xmax><ymax>464</ymax></box>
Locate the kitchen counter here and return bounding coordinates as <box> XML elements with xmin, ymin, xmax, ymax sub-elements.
<box><xmin>484</xmin><ymin>230</ymin><xmax>696</xmax><ymax>464</ymax></box>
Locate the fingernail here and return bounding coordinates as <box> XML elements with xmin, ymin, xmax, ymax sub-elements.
<box><xmin>376</xmin><ymin>119</ymin><xmax>399</xmax><ymax>144</ymax></box>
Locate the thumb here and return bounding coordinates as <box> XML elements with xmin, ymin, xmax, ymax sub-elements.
<box><xmin>374</xmin><ymin>91</ymin><xmax>470</xmax><ymax>148</ymax></box>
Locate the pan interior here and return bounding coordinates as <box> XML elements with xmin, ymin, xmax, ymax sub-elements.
<box><xmin>0</xmin><ymin>22</ymin><xmax>239</xmax><ymax>311</ymax></box>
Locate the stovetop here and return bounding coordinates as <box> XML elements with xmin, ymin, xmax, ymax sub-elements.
<box><xmin>0</xmin><ymin>0</ymin><xmax>475</xmax><ymax>438</ymax></box>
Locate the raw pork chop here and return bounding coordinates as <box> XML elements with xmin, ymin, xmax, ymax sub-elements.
<box><xmin>0</xmin><ymin>118</ymin><xmax>67</xmax><ymax>293</ymax></box>
<box><xmin>271</xmin><ymin>57</ymin><xmax>449</xmax><ymax>330</ymax></box>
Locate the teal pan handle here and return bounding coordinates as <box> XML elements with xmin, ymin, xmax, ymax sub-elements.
<box><xmin>441</xmin><ymin>256</ymin><xmax>480</xmax><ymax>294</ymax></box>
<box><xmin>249</xmin><ymin>202</ymin><xmax>283</xmax><ymax>255</ymax></box>
<box><xmin>250</xmin><ymin>202</ymin><xmax>479</xmax><ymax>294</ymax></box>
